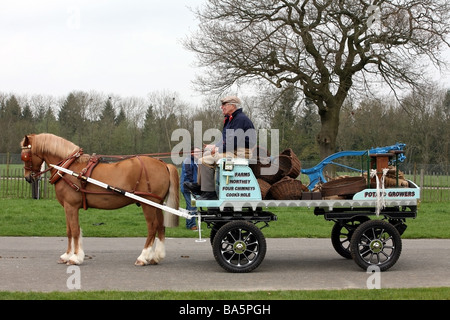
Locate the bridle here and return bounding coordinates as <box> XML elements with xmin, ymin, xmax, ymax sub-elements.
<box><xmin>21</xmin><ymin>144</ymin><xmax>47</xmax><ymax>178</ymax></box>
<box><xmin>21</xmin><ymin>143</ymin><xmax>83</xmax><ymax>181</ymax></box>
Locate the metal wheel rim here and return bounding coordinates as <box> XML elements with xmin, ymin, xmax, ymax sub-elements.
<box><xmin>220</xmin><ymin>228</ymin><xmax>260</xmax><ymax>267</ymax></box>
<box><xmin>337</xmin><ymin>220</ymin><xmax>362</xmax><ymax>250</ymax></box>
<box><xmin>338</xmin><ymin>226</ymin><xmax>352</xmax><ymax>251</ymax></box>
<box><xmin>356</xmin><ymin>226</ymin><xmax>396</xmax><ymax>265</ymax></box>
<box><xmin>331</xmin><ymin>217</ymin><xmax>370</xmax><ymax>259</ymax></box>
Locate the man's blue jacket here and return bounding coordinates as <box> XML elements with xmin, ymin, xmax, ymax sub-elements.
<box><xmin>217</xmin><ymin>108</ymin><xmax>256</xmax><ymax>153</ymax></box>
<box><xmin>180</xmin><ymin>155</ymin><xmax>198</xmax><ymax>193</ymax></box>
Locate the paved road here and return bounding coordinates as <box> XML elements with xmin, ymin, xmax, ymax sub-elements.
<box><xmin>0</xmin><ymin>237</ymin><xmax>449</xmax><ymax>292</ymax></box>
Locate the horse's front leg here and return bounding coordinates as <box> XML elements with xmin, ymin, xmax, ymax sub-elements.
<box><xmin>58</xmin><ymin>237</ymin><xmax>73</xmax><ymax>264</ymax></box>
<box><xmin>68</xmin><ymin>231</ymin><xmax>84</xmax><ymax>265</ymax></box>
<box><xmin>59</xmin><ymin>206</ymin><xmax>85</xmax><ymax>265</ymax></box>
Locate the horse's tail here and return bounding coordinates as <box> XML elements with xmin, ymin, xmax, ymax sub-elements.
<box><xmin>163</xmin><ymin>163</ymin><xmax>180</xmax><ymax>227</ymax></box>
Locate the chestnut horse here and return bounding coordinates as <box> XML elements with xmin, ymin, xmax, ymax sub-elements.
<box><xmin>20</xmin><ymin>133</ymin><xmax>179</xmax><ymax>266</ymax></box>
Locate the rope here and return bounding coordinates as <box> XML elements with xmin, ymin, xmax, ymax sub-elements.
<box><xmin>370</xmin><ymin>168</ymin><xmax>389</xmax><ymax>216</ymax></box>
<box><xmin>380</xmin><ymin>168</ymin><xmax>389</xmax><ymax>211</ymax></box>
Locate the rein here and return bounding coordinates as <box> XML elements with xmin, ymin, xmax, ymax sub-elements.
<box><xmin>94</xmin><ymin>151</ymin><xmax>196</xmax><ymax>160</ymax></box>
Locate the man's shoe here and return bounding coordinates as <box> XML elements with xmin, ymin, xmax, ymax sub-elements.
<box><xmin>190</xmin><ymin>226</ymin><xmax>198</xmax><ymax>231</ymax></box>
<box><xmin>197</xmin><ymin>191</ymin><xmax>217</xmax><ymax>200</ymax></box>
<box><xmin>184</xmin><ymin>182</ymin><xmax>201</xmax><ymax>194</ymax></box>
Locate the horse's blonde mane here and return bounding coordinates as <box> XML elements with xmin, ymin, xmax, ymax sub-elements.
<box><xmin>32</xmin><ymin>133</ymin><xmax>81</xmax><ymax>159</ymax></box>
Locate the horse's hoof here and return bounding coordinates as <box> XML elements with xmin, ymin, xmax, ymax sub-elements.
<box><xmin>149</xmin><ymin>259</ymin><xmax>158</xmax><ymax>265</ymax></box>
<box><xmin>58</xmin><ymin>258</ymin><xmax>68</xmax><ymax>264</ymax></box>
<box><xmin>135</xmin><ymin>259</ymin><xmax>146</xmax><ymax>266</ymax></box>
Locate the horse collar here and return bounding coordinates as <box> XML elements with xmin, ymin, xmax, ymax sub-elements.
<box><xmin>49</xmin><ymin>148</ymin><xmax>84</xmax><ymax>185</ymax></box>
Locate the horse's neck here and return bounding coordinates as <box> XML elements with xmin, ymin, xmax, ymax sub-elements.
<box><xmin>42</xmin><ymin>149</ymin><xmax>86</xmax><ymax>167</ymax></box>
<box><xmin>43</xmin><ymin>154</ymin><xmax>67</xmax><ymax>167</ymax></box>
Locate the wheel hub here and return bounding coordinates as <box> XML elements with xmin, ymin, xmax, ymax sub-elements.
<box><xmin>233</xmin><ymin>241</ymin><xmax>246</xmax><ymax>254</ymax></box>
<box><xmin>370</xmin><ymin>239</ymin><xmax>383</xmax><ymax>253</ymax></box>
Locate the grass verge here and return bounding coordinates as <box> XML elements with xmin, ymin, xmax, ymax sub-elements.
<box><xmin>1</xmin><ymin>287</ymin><xmax>449</xmax><ymax>300</ymax></box>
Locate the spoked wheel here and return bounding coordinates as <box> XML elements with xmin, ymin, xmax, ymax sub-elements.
<box><xmin>331</xmin><ymin>216</ymin><xmax>370</xmax><ymax>259</ymax></box>
<box><xmin>212</xmin><ymin>221</ymin><xmax>266</xmax><ymax>273</ymax></box>
<box><xmin>209</xmin><ymin>223</ymin><xmax>225</xmax><ymax>246</ymax></box>
<box><xmin>350</xmin><ymin>220</ymin><xmax>402</xmax><ymax>271</ymax></box>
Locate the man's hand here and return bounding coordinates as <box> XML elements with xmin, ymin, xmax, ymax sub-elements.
<box><xmin>203</xmin><ymin>144</ymin><xmax>217</xmax><ymax>155</ymax></box>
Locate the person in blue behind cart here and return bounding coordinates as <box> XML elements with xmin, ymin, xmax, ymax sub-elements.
<box><xmin>185</xmin><ymin>96</ymin><xmax>256</xmax><ymax>200</ymax></box>
<box><xmin>180</xmin><ymin>146</ymin><xmax>201</xmax><ymax>230</ymax></box>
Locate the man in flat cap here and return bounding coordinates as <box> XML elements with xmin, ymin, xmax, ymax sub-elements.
<box><xmin>185</xmin><ymin>96</ymin><xmax>256</xmax><ymax>200</ymax></box>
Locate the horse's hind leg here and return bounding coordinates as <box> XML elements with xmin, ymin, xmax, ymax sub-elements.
<box><xmin>155</xmin><ymin>209</ymin><xmax>166</xmax><ymax>261</ymax></box>
<box><xmin>59</xmin><ymin>205</ymin><xmax>85</xmax><ymax>265</ymax></box>
<box><xmin>135</xmin><ymin>205</ymin><xmax>165</xmax><ymax>266</ymax></box>
<box><xmin>152</xmin><ymin>209</ymin><xmax>166</xmax><ymax>264</ymax></box>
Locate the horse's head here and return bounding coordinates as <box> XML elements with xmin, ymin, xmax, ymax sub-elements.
<box><xmin>20</xmin><ymin>134</ymin><xmax>44</xmax><ymax>183</ymax></box>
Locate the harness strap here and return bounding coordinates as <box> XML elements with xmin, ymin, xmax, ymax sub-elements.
<box><xmin>59</xmin><ymin>173</ymin><xmax>81</xmax><ymax>192</ymax></box>
<box><xmin>54</xmin><ymin>154</ymin><xmax>163</xmax><ymax>210</ymax></box>
<box><xmin>133</xmin><ymin>156</ymin><xmax>152</xmax><ymax>194</ymax></box>
<box><xmin>79</xmin><ymin>156</ymin><xmax>100</xmax><ymax>210</ymax></box>
<box><xmin>49</xmin><ymin>149</ymin><xmax>84</xmax><ymax>184</ymax></box>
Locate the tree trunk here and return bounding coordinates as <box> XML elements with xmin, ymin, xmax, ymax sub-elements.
<box><xmin>316</xmin><ymin>103</ymin><xmax>340</xmax><ymax>160</ymax></box>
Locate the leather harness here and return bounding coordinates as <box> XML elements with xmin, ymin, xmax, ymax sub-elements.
<box><xmin>49</xmin><ymin>150</ymin><xmax>164</xmax><ymax>210</ymax></box>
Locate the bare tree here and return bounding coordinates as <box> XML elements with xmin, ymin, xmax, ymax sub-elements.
<box><xmin>147</xmin><ymin>91</ymin><xmax>186</xmax><ymax>151</ymax></box>
<box><xmin>184</xmin><ymin>0</ymin><xmax>450</xmax><ymax>158</ymax></box>
<box><xmin>401</xmin><ymin>84</ymin><xmax>449</xmax><ymax>165</ymax></box>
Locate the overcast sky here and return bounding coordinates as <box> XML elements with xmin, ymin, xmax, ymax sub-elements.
<box><xmin>0</xmin><ymin>0</ymin><xmax>205</xmax><ymax>104</ymax></box>
<box><xmin>1</xmin><ymin>1</ymin><xmax>449</xmax><ymax>107</ymax></box>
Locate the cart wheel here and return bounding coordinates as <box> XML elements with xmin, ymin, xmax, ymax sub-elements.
<box><xmin>209</xmin><ymin>222</ymin><xmax>227</xmax><ymax>245</ymax></box>
<box><xmin>212</xmin><ymin>221</ymin><xmax>266</xmax><ymax>273</ymax></box>
<box><xmin>331</xmin><ymin>216</ymin><xmax>370</xmax><ymax>259</ymax></box>
<box><xmin>350</xmin><ymin>220</ymin><xmax>402</xmax><ymax>271</ymax></box>
<box><xmin>209</xmin><ymin>229</ymin><xmax>217</xmax><ymax>246</ymax></box>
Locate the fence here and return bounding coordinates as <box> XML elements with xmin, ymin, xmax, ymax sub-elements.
<box><xmin>0</xmin><ymin>168</ymin><xmax>56</xmax><ymax>199</ymax></box>
<box><xmin>1</xmin><ymin>166</ymin><xmax>448</xmax><ymax>202</ymax></box>
<box><xmin>405</xmin><ymin>169</ymin><xmax>449</xmax><ymax>202</ymax></box>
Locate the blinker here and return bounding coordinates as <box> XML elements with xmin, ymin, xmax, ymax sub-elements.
<box><xmin>21</xmin><ymin>145</ymin><xmax>32</xmax><ymax>162</ymax></box>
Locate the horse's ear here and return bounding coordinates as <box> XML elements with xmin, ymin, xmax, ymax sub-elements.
<box><xmin>22</xmin><ymin>135</ymin><xmax>30</xmax><ymax>147</ymax></box>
